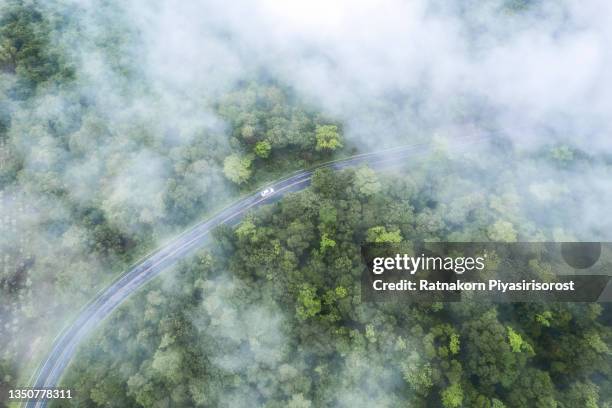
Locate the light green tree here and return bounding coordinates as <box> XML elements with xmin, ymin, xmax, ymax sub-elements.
<box><xmin>449</xmin><ymin>333</ymin><xmax>460</xmax><ymax>355</ymax></box>
<box><xmin>507</xmin><ymin>326</ymin><xmax>534</xmax><ymax>354</ymax></box>
<box><xmin>320</xmin><ymin>232</ymin><xmax>336</xmax><ymax>253</ymax></box>
<box><xmin>223</xmin><ymin>154</ymin><xmax>253</xmax><ymax>184</ymax></box>
<box><xmin>354</xmin><ymin>166</ymin><xmax>381</xmax><ymax>196</ymax></box>
<box><xmin>236</xmin><ymin>219</ymin><xmax>256</xmax><ymax>240</ymax></box>
<box><xmin>254</xmin><ymin>140</ymin><xmax>271</xmax><ymax>158</ymax></box>
<box><xmin>402</xmin><ymin>360</ymin><xmax>434</xmax><ymax>396</ymax></box>
<box><xmin>366</xmin><ymin>226</ymin><xmax>402</xmax><ymax>243</ymax></box>
<box><xmin>488</xmin><ymin>220</ymin><xmax>518</xmax><ymax>242</ymax></box>
<box><xmin>441</xmin><ymin>383</ymin><xmax>463</xmax><ymax>408</ymax></box>
<box><xmin>296</xmin><ymin>284</ymin><xmax>321</xmax><ymax>320</ymax></box>
<box><xmin>315</xmin><ymin>125</ymin><xmax>342</xmax><ymax>151</ymax></box>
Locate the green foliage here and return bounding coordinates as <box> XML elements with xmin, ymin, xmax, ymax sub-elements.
<box><xmin>320</xmin><ymin>232</ymin><xmax>336</xmax><ymax>253</ymax></box>
<box><xmin>535</xmin><ymin>310</ymin><xmax>552</xmax><ymax>327</ymax></box>
<box><xmin>311</xmin><ymin>167</ymin><xmax>341</xmax><ymax>197</ymax></box>
<box><xmin>318</xmin><ymin>202</ymin><xmax>337</xmax><ymax>226</ymax></box>
<box><xmin>584</xmin><ymin>331</ymin><xmax>609</xmax><ymax>353</ymax></box>
<box><xmin>334</xmin><ymin>286</ymin><xmax>347</xmax><ymax>298</ymax></box>
<box><xmin>464</xmin><ymin>309</ymin><xmax>525</xmax><ymax>388</ymax></box>
<box><xmin>563</xmin><ymin>381</ymin><xmax>600</xmax><ymax>408</ymax></box>
<box><xmin>449</xmin><ymin>333</ymin><xmax>460</xmax><ymax>355</ymax></box>
<box><xmin>507</xmin><ymin>327</ymin><xmax>533</xmax><ymax>354</ymax></box>
<box><xmin>152</xmin><ymin>348</ymin><xmax>182</xmax><ymax>382</ymax></box>
<box><xmin>491</xmin><ymin>399</ymin><xmax>506</xmax><ymax>408</ymax></box>
<box><xmin>507</xmin><ymin>327</ymin><xmax>523</xmax><ymax>352</ymax></box>
<box><xmin>366</xmin><ymin>226</ymin><xmax>402</xmax><ymax>243</ymax></box>
<box><xmin>217</xmin><ymin>82</ymin><xmax>323</xmax><ymax>154</ymax></box>
<box><xmin>223</xmin><ymin>153</ymin><xmax>253</xmax><ymax>184</ymax></box>
<box><xmin>57</xmin><ymin>162</ymin><xmax>612</xmax><ymax>407</ymax></box>
<box><xmin>315</xmin><ymin>124</ymin><xmax>342</xmax><ymax>151</ymax></box>
<box><xmin>5</xmin><ymin>2</ymin><xmax>610</xmax><ymax>407</ymax></box>
<box><xmin>254</xmin><ymin>140</ymin><xmax>272</xmax><ymax>158</ymax></box>
<box><xmin>0</xmin><ymin>0</ymin><xmax>73</xmax><ymax>94</ymax></box>
<box><xmin>354</xmin><ymin>166</ymin><xmax>381</xmax><ymax>196</ymax></box>
<box><xmin>487</xmin><ymin>220</ymin><xmax>518</xmax><ymax>242</ymax></box>
<box><xmin>236</xmin><ymin>219</ymin><xmax>256</xmax><ymax>240</ymax></box>
<box><xmin>441</xmin><ymin>383</ymin><xmax>464</xmax><ymax>408</ymax></box>
<box><xmin>507</xmin><ymin>368</ymin><xmax>557</xmax><ymax>407</ymax></box>
<box><xmin>402</xmin><ymin>361</ymin><xmax>434</xmax><ymax>395</ymax></box>
<box><xmin>365</xmin><ymin>324</ymin><xmax>377</xmax><ymax>343</ymax></box>
<box><xmin>215</xmin><ymin>82</ymin><xmax>350</xmax><ymax>184</ymax></box>
<box><xmin>296</xmin><ymin>284</ymin><xmax>321</xmax><ymax>320</ymax></box>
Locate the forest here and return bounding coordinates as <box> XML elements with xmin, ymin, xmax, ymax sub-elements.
<box><xmin>1</xmin><ymin>0</ymin><xmax>611</xmax><ymax>407</ymax></box>
<box><xmin>0</xmin><ymin>0</ymin><xmax>345</xmax><ymax>401</ymax></box>
<box><xmin>57</xmin><ymin>155</ymin><xmax>611</xmax><ymax>407</ymax></box>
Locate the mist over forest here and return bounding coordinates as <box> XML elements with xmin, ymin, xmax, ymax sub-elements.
<box><xmin>0</xmin><ymin>0</ymin><xmax>611</xmax><ymax>407</ymax></box>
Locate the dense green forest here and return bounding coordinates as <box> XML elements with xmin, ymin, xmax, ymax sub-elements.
<box><xmin>58</xmin><ymin>157</ymin><xmax>612</xmax><ymax>407</ymax></box>
<box><xmin>0</xmin><ymin>0</ymin><xmax>346</xmax><ymax>399</ymax></box>
<box><xmin>0</xmin><ymin>0</ymin><xmax>611</xmax><ymax>407</ymax></box>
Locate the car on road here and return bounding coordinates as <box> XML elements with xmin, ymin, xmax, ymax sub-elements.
<box><xmin>260</xmin><ymin>187</ymin><xmax>275</xmax><ymax>197</ymax></box>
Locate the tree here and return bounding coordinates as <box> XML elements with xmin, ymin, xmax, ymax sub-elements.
<box><xmin>223</xmin><ymin>154</ymin><xmax>253</xmax><ymax>184</ymax></box>
<box><xmin>296</xmin><ymin>284</ymin><xmax>321</xmax><ymax>320</ymax></box>
<box><xmin>562</xmin><ymin>381</ymin><xmax>600</xmax><ymax>408</ymax></box>
<box><xmin>315</xmin><ymin>125</ymin><xmax>342</xmax><ymax>151</ymax></box>
<box><xmin>401</xmin><ymin>359</ymin><xmax>434</xmax><ymax>396</ymax></box>
<box><xmin>285</xmin><ymin>219</ymin><xmax>315</xmax><ymax>256</ymax></box>
<box><xmin>127</xmin><ymin>373</ymin><xmax>158</xmax><ymax>407</ymax></box>
<box><xmin>311</xmin><ymin>167</ymin><xmax>350</xmax><ymax>198</ymax></box>
<box><xmin>236</xmin><ymin>219</ymin><xmax>256</xmax><ymax>240</ymax></box>
<box><xmin>254</xmin><ymin>140</ymin><xmax>271</xmax><ymax>158</ymax></box>
<box><xmin>506</xmin><ymin>368</ymin><xmax>557</xmax><ymax>407</ymax></box>
<box><xmin>441</xmin><ymin>383</ymin><xmax>463</xmax><ymax>408</ymax></box>
<box><xmin>152</xmin><ymin>348</ymin><xmax>183</xmax><ymax>383</ymax></box>
<box><xmin>318</xmin><ymin>202</ymin><xmax>337</xmax><ymax>227</ymax></box>
<box><xmin>463</xmin><ymin>309</ymin><xmax>524</xmax><ymax>388</ymax></box>
<box><xmin>507</xmin><ymin>327</ymin><xmax>533</xmax><ymax>354</ymax></box>
<box><xmin>0</xmin><ymin>1</ymin><xmax>73</xmax><ymax>90</ymax></box>
<box><xmin>354</xmin><ymin>166</ymin><xmax>381</xmax><ymax>196</ymax></box>
<box><xmin>366</xmin><ymin>226</ymin><xmax>402</xmax><ymax>243</ymax></box>
<box><xmin>487</xmin><ymin>220</ymin><xmax>517</xmax><ymax>242</ymax></box>
<box><xmin>449</xmin><ymin>333</ymin><xmax>460</xmax><ymax>355</ymax></box>
<box><xmin>320</xmin><ymin>232</ymin><xmax>336</xmax><ymax>253</ymax></box>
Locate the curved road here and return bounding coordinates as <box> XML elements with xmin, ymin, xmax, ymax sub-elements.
<box><xmin>25</xmin><ymin>136</ymin><xmax>487</xmax><ymax>407</ymax></box>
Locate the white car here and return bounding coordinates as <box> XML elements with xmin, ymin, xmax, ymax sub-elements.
<box><xmin>260</xmin><ymin>187</ymin><xmax>275</xmax><ymax>197</ymax></box>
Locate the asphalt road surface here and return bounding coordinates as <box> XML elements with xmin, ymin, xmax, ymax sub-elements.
<box><xmin>24</xmin><ymin>136</ymin><xmax>487</xmax><ymax>407</ymax></box>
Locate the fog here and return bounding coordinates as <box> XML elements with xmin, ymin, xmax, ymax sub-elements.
<box><xmin>44</xmin><ymin>0</ymin><xmax>612</xmax><ymax>232</ymax></box>
<box><xmin>116</xmin><ymin>0</ymin><xmax>612</xmax><ymax>150</ymax></box>
<box><xmin>1</xmin><ymin>0</ymin><xmax>611</xmax><ymax>405</ymax></box>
